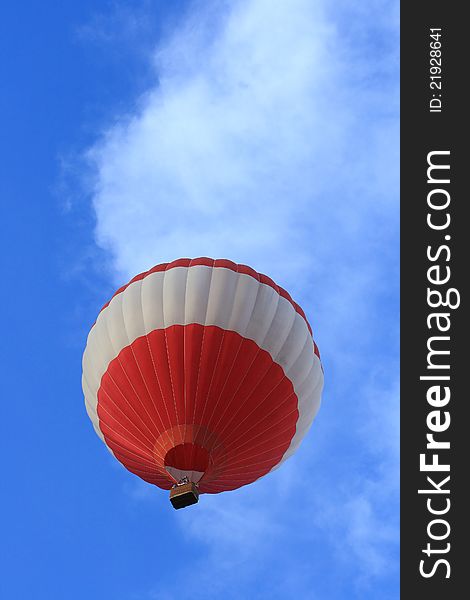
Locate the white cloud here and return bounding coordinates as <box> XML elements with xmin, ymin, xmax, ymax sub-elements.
<box><xmin>87</xmin><ymin>0</ymin><xmax>397</xmax><ymax>287</ymax></box>
<box><xmin>84</xmin><ymin>0</ymin><xmax>399</xmax><ymax>596</ymax></box>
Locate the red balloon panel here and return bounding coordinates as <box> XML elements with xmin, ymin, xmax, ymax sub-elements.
<box><xmin>97</xmin><ymin>324</ymin><xmax>299</xmax><ymax>493</ymax></box>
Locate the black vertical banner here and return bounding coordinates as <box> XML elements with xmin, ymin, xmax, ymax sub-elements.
<box><xmin>401</xmin><ymin>3</ymin><xmax>465</xmax><ymax>598</ymax></box>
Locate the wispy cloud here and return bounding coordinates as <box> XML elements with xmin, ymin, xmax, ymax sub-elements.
<box><xmin>84</xmin><ymin>0</ymin><xmax>399</xmax><ymax>596</ymax></box>
<box><xmin>86</xmin><ymin>0</ymin><xmax>397</xmax><ymax>287</ymax></box>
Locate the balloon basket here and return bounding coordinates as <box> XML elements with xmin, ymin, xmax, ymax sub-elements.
<box><xmin>169</xmin><ymin>481</ymin><xmax>200</xmax><ymax>509</ymax></box>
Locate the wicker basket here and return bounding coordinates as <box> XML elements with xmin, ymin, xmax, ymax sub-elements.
<box><xmin>169</xmin><ymin>482</ymin><xmax>200</xmax><ymax>509</ymax></box>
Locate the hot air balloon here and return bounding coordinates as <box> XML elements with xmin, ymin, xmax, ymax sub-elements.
<box><xmin>82</xmin><ymin>258</ymin><xmax>323</xmax><ymax>509</ymax></box>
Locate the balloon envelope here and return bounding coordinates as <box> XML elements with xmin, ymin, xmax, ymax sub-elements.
<box><xmin>82</xmin><ymin>258</ymin><xmax>323</xmax><ymax>495</ymax></box>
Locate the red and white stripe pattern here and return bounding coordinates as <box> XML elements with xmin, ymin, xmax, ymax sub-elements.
<box><xmin>82</xmin><ymin>258</ymin><xmax>323</xmax><ymax>494</ymax></box>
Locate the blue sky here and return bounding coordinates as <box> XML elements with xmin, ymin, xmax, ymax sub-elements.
<box><xmin>1</xmin><ymin>1</ymin><xmax>399</xmax><ymax>598</ymax></box>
